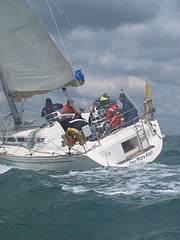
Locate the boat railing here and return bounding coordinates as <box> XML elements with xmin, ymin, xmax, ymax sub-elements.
<box><xmin>65</xmin><ymin>109</ymin><xmax>139</xmax><ymax>148</ymax></box>
<box><xmin>63</xmin><ymin>101</ymin><xmax>142</xmax><ymax>146</ymax></box>
<box><xmin>0</xmin><ymin>100</ymin><xmax>149</xmax><ymax>148</ymax></box>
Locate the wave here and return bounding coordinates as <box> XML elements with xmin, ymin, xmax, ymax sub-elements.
<box><xmin>0</xmin><ymin>164</ymin><xmax>13</xmax><ymax>174</ymax></box>
<box><xmin>48</xmin><ymin>162</ymin><xmax>180</xmax><ymax>203</ymax></box>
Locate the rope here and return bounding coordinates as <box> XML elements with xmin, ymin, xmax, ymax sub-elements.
<box><xmin>78</xmin><ymin>86</ymin><xmax>89</xmax><ymax>112</ymax></box>
<box><xmin>46</xmin><ymin>0</ymin><xmax>145</xmax><ymax>114</ymax></box>
<box><xmin>49</xmin><ymin>0</ymin><xmax>121</xmax><ymax>90</ymax></box>
<box><xmin>46</xmin><ymin>0</ymin><xmax>72</xmax><ymax>66</ymax></box>
<box><xmin>46</xmin><ymin>0</ymin><xmax>90</xmax><ymax>111</ymax></box>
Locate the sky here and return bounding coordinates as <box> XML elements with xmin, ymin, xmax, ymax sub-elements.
<box><xmin>1</xmin><ymin>0</ymin><xmax>180</xmax><ymax>135</ymax></box>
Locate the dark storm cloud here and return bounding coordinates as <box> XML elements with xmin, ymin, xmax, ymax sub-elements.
<box><xmin>28</xmin><ymin>0</ymin><xmax>160</xmax><ymax>30</ymax></box>
<box><xmin>24</xmin><ymin>0</ymin><xmax>180</xmax><ymax>133</ymax></box>
<box><xmin>27</xmin><ymin>0</ymin><xmax>180</xmax><ymax>88</ymax></box>
<box><xmin>56</xmin><ymin>0</ymin><xmax>160</xmax><ymax>30</ymax></box>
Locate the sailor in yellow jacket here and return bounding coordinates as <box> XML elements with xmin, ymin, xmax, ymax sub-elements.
<box><xmin>99</xmin><ymin>93</ymin><xmax>110</xmax><ymax>107</ymax></box>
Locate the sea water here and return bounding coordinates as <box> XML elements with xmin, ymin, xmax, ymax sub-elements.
<box><xmin>0</xmin><ymin>136</ymin><xmax>180</xmax><ymax>240</ymax></box>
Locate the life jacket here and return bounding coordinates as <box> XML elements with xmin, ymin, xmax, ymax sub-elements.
<box><xmin>106</xmin><ymin>103</ymin><xmax>124</xmax><ymax>129</ymax></box>
<box><xmin>62</xmin><ymin>104</ymin><xmax>74</xmax><ymax>114</ymax></box>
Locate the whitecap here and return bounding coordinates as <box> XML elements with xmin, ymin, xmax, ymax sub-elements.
<box><xmin>61</xmin><ymin>184</ymin><xmax>88</xmax><ymax>194</ymax></box>
<box><xmin>48</xmin><ymin>163</ymin><xmax>180</xmax><ymax>202</ymax></box>
<box><xmin>0</xmin><ymin>164</ymin><xmax>12</xmax><ymax>174</ymax></box>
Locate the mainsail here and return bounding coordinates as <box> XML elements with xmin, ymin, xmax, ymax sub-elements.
<box><xmin>0</xmin><ymin>0</ymin><xmax>76</xmax><ymax>102</ymax></box>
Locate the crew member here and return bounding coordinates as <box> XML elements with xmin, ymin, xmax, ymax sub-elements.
<box><xmin>41</xmin><ymin>98</ymin><xmax>63</xmax><ymax>117</ymax></box>
<box><xmin>62</xmin><ymin>99</ymin><xmax>81</xmax><ymax>115</ymax></box>
<box><xmin>99</xmin><ymin>93</ymin><xmax>110</xmax><ymax>107</ymax></box>
<box><xmin>106</xmin><ymin>99</ymin><xmax>124</xmax><ymax>130</ymax></box>
<box><xmin>119</xmin><ymin>93</ymin><xmax>139</xmax><ymax>126</ymax></box>
<box><xmin>69</xmin><ymin>114</ymin><xmax>88</xmax><ymax>131</ymax></box>
<box><xmin>61</xmin><ymin>99</ymin><xmax>82</xmax><ymax>131</ymax></box>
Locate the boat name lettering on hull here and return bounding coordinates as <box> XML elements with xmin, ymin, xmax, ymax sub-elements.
<box><xmin>130</xmin><ymin>150</ymin><xmax>153</xmax><ymax>164</ymax></box>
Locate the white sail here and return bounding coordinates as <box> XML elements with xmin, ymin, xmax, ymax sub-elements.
<box><xmin>0</xmin><ymin>0</ymin><xmax>77</xmax><ymax>102</ymax></box>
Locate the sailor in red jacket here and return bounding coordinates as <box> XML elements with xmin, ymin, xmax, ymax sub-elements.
<box><xmin>106</xmin><ymin>99</ymin><xmax>124</xmax><ymax>130</ymax></box>
<box><xmin>62</xmin><ymin>99</ymin><xmax>81</xmax><ymax>115</ymax></box>
<box><xmin>61</xmin><ymin>99</ymin><xmax>82</xmax><ymax>131</ymax></box>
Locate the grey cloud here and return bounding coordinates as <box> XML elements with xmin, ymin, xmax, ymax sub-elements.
<box><xmin>28</xmin><ymin>0</ymin><xmax>160</xmax><ymax>31</ymax></box>
<box><xmin>24</xmin><ymin>0</ymin><xmax>180</xmax><ymax>134</ymax></box>
<box><xmin>58</xmin><ymin>0</ymin><xmax>160</xmax><ymax>30</ymax></box>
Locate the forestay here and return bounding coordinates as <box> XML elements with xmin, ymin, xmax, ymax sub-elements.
<box><xmin>0</xmin><ymin>0</ymin><xmax>76</xmax><ymax>102</ymax></box>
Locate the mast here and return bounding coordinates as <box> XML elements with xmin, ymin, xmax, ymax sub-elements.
<box><xmin>0</xmin><ymin>71</ymin><xmax>21</xmax><ymax>126</ymax></box>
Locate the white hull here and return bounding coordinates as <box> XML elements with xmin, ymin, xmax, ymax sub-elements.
<box><xmin>0</xmin><ymin>115</ymin><xmax>163</xmax><ymax>171</ymax></box>
<box><xmin>0</xmin><ymin>154</ymin><xmax>101</xmax><ymax>171</ymax></box>
<box><xmin>0</xmin><ymin>1</ymin><xmax>163</xmax><ymax>172</ymax></box>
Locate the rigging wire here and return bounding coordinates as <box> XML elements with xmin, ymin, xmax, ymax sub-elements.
<box><xmin>46</xmin><ymin>0</ymin><xmax>72</xmax><ymax>67</ymax></box>
<box><xmin>78</xmin><ymin>85</ymin><xmax>89</xmax><ymax>112</ymax></box>
<box><xmin>48</xmin><ymin>0</ymin><xmax>141</xmax><ymax>114</ymax></box>
<box><xmin>49</xmin><ymin>0</ymin><xmax>122</xmax><ymax>90</ymax></box>
<box><xmin>47</xmin><ymin>0</ymin><xmax>91</xmax><ymax>111</ymax></box>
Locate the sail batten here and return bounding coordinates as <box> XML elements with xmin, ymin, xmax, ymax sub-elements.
<box><xmin>0</xmin><ymin>0</ymin><xmax>76</xmax><ymax>102</ymax></box>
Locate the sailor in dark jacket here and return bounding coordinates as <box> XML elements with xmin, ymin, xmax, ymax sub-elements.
<box><xmin>119</xmin><ymin>93</ymin><xmax>139</xmax><ymax>126</ymax></box>
<box><xmin>41</xmin><ymin>98</ymin><xmax>63</xmax><ymax>117</ymax></box>
<box><xmin>69</xmin><ymin>114</ymin><xmax>88</xmax><ymax>131</ymax></box>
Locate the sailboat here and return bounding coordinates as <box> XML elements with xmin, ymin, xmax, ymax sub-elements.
<box><xmin>0</xmin><ymin>0</ymin><xmax>163</xmax><ymax>170</ymax></box>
